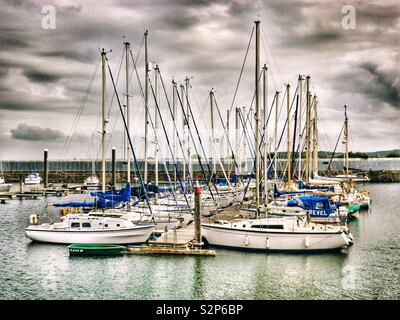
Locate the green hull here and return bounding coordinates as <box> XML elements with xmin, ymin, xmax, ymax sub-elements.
<box><xmin>68</xmin><ymin>244</ymin><xmax>126</xmax><ymax>256</ymax></box>
<box><xmin>346</xmin><ymin>204</ymin><xmax>361</xmax><ymax>213</ymax></box>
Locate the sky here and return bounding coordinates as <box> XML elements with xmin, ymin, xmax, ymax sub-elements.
<box><xmin>0</xmin><ymin>0</ymin><xmax>399</xmax><ymax>160</ymax></box>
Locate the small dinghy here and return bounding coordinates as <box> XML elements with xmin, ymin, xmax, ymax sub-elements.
<box><xmin>68</xmin><ymin>244</ymin><xmax>126</xmax><ymax>256</ymax></box>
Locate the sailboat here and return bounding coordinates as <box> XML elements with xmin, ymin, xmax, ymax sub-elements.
<box><xmin>202</xmin><ymin>20</ymin><xmax>353</xmax><ymax>251</ymax></box>
<box><xmin>0</xmin><ymin>163</ymin><xmax>12</xmax><ymax>192</ymax></box>
<box><xmin>84</xmin><ymin>160</ymin><xmax>99</xmax><ymax>189</ymax></box>
<box><xmin>24</xmin><ymin>172</ymin><xmax>42</xmax><ymax>185</ymax></box>
<box><xmin>26</xmin><ymin>49</ymin><xmax>155</xmax><ymax>244</ymax></box>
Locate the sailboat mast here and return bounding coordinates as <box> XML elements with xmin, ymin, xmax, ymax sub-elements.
<box><xmin>286</xmin><ymin>83</ymin><xmax>292</xmax><ymax>189</ymax></box>
<box><xmin>210</xmin><ymin>89</ymin><xmax>216</xmax><ymax>175</ymax></box>
<box><xmin>235</xmin><ymin>107</ymin><xmax>241</xmax><ymax>177</ymax></box>
<box><xmin>263</xmin><ymin>64</ymin><xmax>268</xmax><ymax>202</ymax></box>
<box><xmin>101</xmin><ymin>48</ymin><xmax>107</xmax><ymax>193</ymax></box>
<box><xmin>274</xmin><ymin>91</ymin><xmax>279</xmax><ymax>183</ymax></box>
<box><xmin>226</xmin><ymin>109</ymin><xmax>230</xmax><ymax>179</ymax></box>
<box><xmin>124</xmin><ymin>41</ymin><xmax>131</xmax><ymax>184</ymax></box>
<box><xmin>181</xmin><ymin>84</ymin><xmax>186</xmax><ymax>183</ymax></box>
<box><xmin>154</xmin><ymin>65</ymin><xmax>159</xmax><ymax>190</ymax></box>
<box><xmin>172</xmin><ymin>79</ymin><xmax>177</xmax><ymax>187</ymax></box>
<box><xmin>255</xmin><ymin>19</ymin><xmax>260</xmax><ymax>214</ymax></box>
<box><xmin>305</xmin><ymin>75</ymin><xmax>311</xmax><ymax>183</ymax></box>
<box><xmin>313</xmin><ymin>95</ymin><xmax>319</xmax><ymax>176</ymax></box>
<box><xmin>144</xmin><ymin>30</ymin><xmax>149</xmax><ymax>184</ymax></box>
<box><xmin>298</xmin><ymin>75</ymin><xmax>303</xmax><ymax>180</ymax></box>
<box><xmin>344</xmin><ymin>104</ymin><xmax>349</xmax><ymax>184</ymax></box>
<box><xmin>185</xmin><ymin>77</ymin><xmax>192</xmax><ymax>185</ymax></box>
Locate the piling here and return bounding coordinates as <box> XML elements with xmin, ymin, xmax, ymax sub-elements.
<box><xmin>19</xmin><ymin>174</ymin><xmax>23</xmax><ymax>193</ymax></box>
<box><xmin>194</xmin><ymin>176</ymin><xmax>203</xmax><ymax>247</ymax></box>
<box><xmin>111</xmin><ymin>147</ymin><xmax>116</xmax><ymax>189</ymax></box>
<box><xmin>44</xmin><ymin>149</ymin><xmax>48</xmax><ymax>188</ymax></box>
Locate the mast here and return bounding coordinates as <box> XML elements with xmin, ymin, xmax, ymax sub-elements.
<box><xmin>242</xmin><ymin>106</ymin><xmax>247</xmax><ymax>174</ymax></box>
<box><xmin>144</xmin><ymin>30</ymin><xmax>149</xmax><ymax>184</ymax></box>
<box><xmin>297</xmin><ymin>75</ymin><xmax>303</xmax><ymax>180</ymax></box>
<box><xmin>172</xmin><ymin>79</ymin><xmax>177</xmax><ymax>187</ymax></box>
<box><xmin>263</xmin><ymin>63</ymin><xmax>268</xmax><ymax>202</ymax></box>
<box><xmin>181</xmin><ymin>84</ymin><xmax>186</xmax><ymax>183</ymax></box>
<box><xmin>124</xmin><ymin>41</ymin><xmax>131</xmax><ymax>184</ymax></box>
<box><xmin>286</xmin><ymin>83</ymin><xmax>292</xmax><ymax>190</ymax></box>
<box><xmin>185</xmin><ymin>77</ymin><xmax>192</xmax><ymax>186</ymax></box>
<box><xmin>210</xmin><ymin>89</ymin><xmax>216</xmax><ymax>175</ymax></box>
<box><xmin>255</xmin><ymin>19</ymin><xmax>260</xmax><ymax>215</ymax></box>
<box><xmin>313</xmin><ymin>95</ymin><xmax>319</xmax><ymax>176</ymax></box>
<box><xmin>235</xmin><ymin>106</ymin><xmax>241</xmax><ymax>177</ymax></box>
<box><xmin>344</xmin><ymin>104</ymin><xmax>349</xmax><ymax>185</ymax></box>
<box><xmin>154</xmin><ymin>65</ymin><xmax>159</xmax><ymax>190</ymax></box>
<box><xmin>305</xmin><ymin>75</ymin><xmax>311</xmax><ymax>183</ymax></box>
<box><xmin>226</xmin><ymin>109</ymin><xmax>230</xmax><ymax>179</ymax></box>
<box><xmin>101</xmin><ymin>48</ymin><xmax>107</xmax><ymax>194</ymax></box>
<box><xmin>274</xmin><ymin>91</ymin><xmax>279</xmax><ymax>183</ymax></box>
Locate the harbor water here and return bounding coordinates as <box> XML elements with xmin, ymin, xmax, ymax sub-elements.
<box><xmin>0</xmin><ymin>183</ymin><xmax>399</xmax><ymax>300</ymax></box>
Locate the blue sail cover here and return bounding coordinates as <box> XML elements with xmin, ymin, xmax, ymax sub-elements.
<box><xmin>90</xmin><ymin>183</ymin><xmax>131</xmax><ymax>202</ymax></box>
<box><xmin>274</xmin><ymin>184</ymin><xmax>307</xmax><ymax>198</ymax></box>
<box><xmin>299</xmin><ymin>196</ymin><xmax>335</xmax><ymax>217</ymax></box>
<box><xmin>53</xmin><ymin>198</ymin><xmax>120</xmax><ymax>209</ymax></box>
<box><xmin>53</xmin><ymin>183</ymin><xmax>131</xmax><ymax>209</ymax></box>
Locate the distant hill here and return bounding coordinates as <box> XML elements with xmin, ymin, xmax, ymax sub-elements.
<box><xmin>365</xmin><ymin>149</ymin><xmax>400</xmax><ymax>158</ymax></box>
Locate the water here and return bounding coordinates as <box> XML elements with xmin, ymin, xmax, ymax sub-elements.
<box><xmin>1</xmin><ymin>183</ymin><xmax>399</xmax><ymax>300</ymax></box>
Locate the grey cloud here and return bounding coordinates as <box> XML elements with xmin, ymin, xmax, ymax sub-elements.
<box><xmin>10</xmin><ymin>123</ymin><xmax>65</xmax><ymax>141</ymax></box>
<box><xmin>359</xmin><ymin>63</ymin><xmax>400</xmax><ymax>108</ymax></box>
<box><xmin>23</xmin><ymin>69</ymin><xmax>61</xmax><ymax>83</ymax></box>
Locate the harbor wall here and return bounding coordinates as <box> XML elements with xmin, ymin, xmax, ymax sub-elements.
<box><xmin>1</xmin><ymin>158</ymin><xmax>400</xmax><ymax>183</ymax></box>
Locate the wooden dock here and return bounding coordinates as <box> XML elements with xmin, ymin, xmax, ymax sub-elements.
<box><xmin>126</xmin><ymin>223</ymin><xmax>215</xmax><ymax>256</ymax></box>
<box><xmin>149</xmin><ymin>223</ymin><xmax>196</xmax><ymax>247</ymax></box>
<box><xmin>126</xmin><ymin>245</ymin><xmax>215</xmax><ymax>256</ymax></box>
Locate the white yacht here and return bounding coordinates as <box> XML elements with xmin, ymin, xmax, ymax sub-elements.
<box><xmin>24</xmin><ymin>173</ymin><xmax>42</xmax><ymax>185</ymax></box>
<box><xmin>84</xmin><ymin>174</ymin><xmax>100</xmax><ymax>188</ymax></box>
<box><xmin>202</xmin><ymin>216</ymin><xmax>353</xmax><ymax>251</ymax></box>
<box><xmin>0</xmin><ymin>176</ymin><xmax>12</xmax><ymax>192</ymax></box>
<box><xmin>84</xmin><ymin>161</ymin><xmax>99</xmax><ymax>188</ymax></box>
<box><xmin>26</xmin><ymin>213</ymin><xmax>155</xmax><ymax>244</ymax></box>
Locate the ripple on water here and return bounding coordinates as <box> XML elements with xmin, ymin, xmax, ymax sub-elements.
<box><xmin>0</xmin><ymin>183</ymin><xmax>399</xmax><ymax>299</ymax></box>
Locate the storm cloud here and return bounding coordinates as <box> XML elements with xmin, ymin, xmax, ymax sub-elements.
<box><xmin>11</xmin><ymin>123</ymin><xmax>65</xmax><ymax>141</ymax></box>
<box><xmin>0</xmin><ymin>0</ymin><xmax>399</xmax><ymax>159</ymax></box>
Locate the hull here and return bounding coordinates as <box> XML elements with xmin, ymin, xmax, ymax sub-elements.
<box><xmin>24</xmin><ymin>178</ymin><xmax>42</xmax><ymax>185</ymax></box>
<box><xmin>68</xmin><ymin>244</ymin><xmax>126</xmax><ymax>256</ymax></box>
<box><xmin>202</xmin><ymin>224</ymin><xmax>350</xmax><ymax>251</ymax></box>
<box><xmin>25</xmin><ymin>225</ymin><xmax>155</xmax><ymax>244</ymax></box>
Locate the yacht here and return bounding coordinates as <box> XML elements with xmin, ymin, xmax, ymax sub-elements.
<box><xmin>26</xmin><ymin>213</ymin><xmax>155</xmax><ymax>244</ymax></box>
<box><xmin>0</xmin><ymin>176</ymin><xmax>12</xmax><ymax>192</ymax></box>
<box><xmin>24</xmin><ymin>173</ymin><xmax>42</xmax><ymax>185</ymax></box>
<box><xmin>202</xmin><ymin>216</ymin><xmax>353</xmax><ymax>251</ymax></box>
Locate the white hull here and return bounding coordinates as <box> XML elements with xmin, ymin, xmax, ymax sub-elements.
<box><xmin>26</xmin><ymin>224</ymin><xmax>155</xmax><ymax>244</ymax></box>
<box><xmin>202</xmin><ymin>223</ymin><xmax>350</xmax><ymax>251</ymax></box>
<box><xmin>0</xmin><ymin>183</ymin><xmax>12</xmax><ymax>192</ymax></box>
<box><xmin>24</xmin><ymin>178</ymin><xmax>42</xmax><ymax>185</ymax></box>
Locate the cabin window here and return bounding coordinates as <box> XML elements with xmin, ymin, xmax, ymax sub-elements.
<box><xmin>116</xmin><ymin>224</ymin><xmax>120</xmax><ymax>227</ymax></box>
<box><xmin>251</xmin><ymin>225</ymin><xmax>284</xmax><ymax>230</ymax></box>
<box><xmin>82</xmin><ymin>223</ymin><xmax>91</xmax><ymax>228</ymax></box>
<box><xmin>105</xmin><ymin>224</ymin><xmax>108</xmax><ymax>228</ymax></box>
<box><xmin>71</xmin><ymin>222</ymin><xmax>80</xmax><ymax>228</ymax></box>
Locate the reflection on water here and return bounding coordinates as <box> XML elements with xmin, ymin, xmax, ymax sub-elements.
<box><xmin>0</xmin><ymin>183</ymin><xmax>400</xmax><ymax>299</ymax></box>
